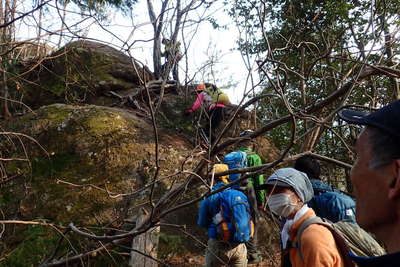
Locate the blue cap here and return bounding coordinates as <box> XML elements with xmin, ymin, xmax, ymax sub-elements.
<box><xmin>338</xmin><ymin>100</ymin><xmax>400</xmax><ymax>138</ymax></box>
<box><xmin>265</xmin><ymin>168</ymin><xmax>314</xmax><ymax>203</ymax></box>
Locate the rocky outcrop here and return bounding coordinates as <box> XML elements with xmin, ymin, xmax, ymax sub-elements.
<box><xmin>16</xmin><ymin>40</ymin><xmax>154</xmax><ymax>109</ymax></box>
<box><xmin>0</xmin><ymin>104</ymin><xmax>202</xmax><ymax>265</ymax></box>
<box><xmin>3</xmin><ymin>104</ymin><xmax>196</xmax><ymax>223</ymax></box>
<box><xmin>1</xmin><ymin>40</ymin><xmax>280</xmax><ymax>265</ymax></box>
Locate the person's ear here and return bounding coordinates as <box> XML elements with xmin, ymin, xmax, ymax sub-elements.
<box><xmin>388</xmin><ymin>159</ymin><xmax>400</xmax><ymax>200</ymax></box>
<box><xmin>293</xmin><ymin>192</ymin><xmax>303</xmax><ymax>204</ymax></box>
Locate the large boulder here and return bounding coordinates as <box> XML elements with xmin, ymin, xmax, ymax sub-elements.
<box><xmin>0</xmin><ymin>104</ymin><xmax>198</xmax><ymax>265</ymax></box>
<box><xmin>16</xmin><ymin>41</ymin><xmax>154</xmax><ymax>109</ymax></box>
<box><xmin>1</xmin><ymin>39</ymin><xmax>281</xmax><ymax>264</ymax></box>
<box><xmin>0</xmin><ymin>102</ymin><xmax>280</xmax><ymax>265</ymax></box>
<box><xmin>2</xmin><ymin>103</ymin><xmax>194</xmax><ymax>223</ymax></box>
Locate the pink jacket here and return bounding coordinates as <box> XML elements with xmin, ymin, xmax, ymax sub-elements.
<box><xmin>190</xmin><ymin>92</ymin><xmax>224</xmax><ymax>111</ymax></box>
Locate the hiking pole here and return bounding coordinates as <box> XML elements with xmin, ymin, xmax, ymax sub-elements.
<box><xmin>210</xmin><ymin>168</ymin><xmax>215</xmax><ymax>189</ymax></box>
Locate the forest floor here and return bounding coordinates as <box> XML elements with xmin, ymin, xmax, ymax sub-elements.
<box><xmin>165</xmin><ymin>246</ymin><xmax>281</xmax><ymax>266</ymax></box>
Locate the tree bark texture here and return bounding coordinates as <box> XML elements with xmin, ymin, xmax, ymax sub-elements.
<box><xmin>129</xmin><ymin>208</ymin><xmax>160</xmax><ymax>267</ymax></box>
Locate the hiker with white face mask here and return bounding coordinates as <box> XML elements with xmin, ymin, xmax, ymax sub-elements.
<box><xmin>260</xmin><ymin>168</ymin><xmax>352</xmax><ymax>267</ymax></box>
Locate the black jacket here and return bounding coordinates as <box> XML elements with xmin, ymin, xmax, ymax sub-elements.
<box><xmin>350</xmin><ymin>252</ymin><xmax>400</xmax><ymax>267</ymax></box>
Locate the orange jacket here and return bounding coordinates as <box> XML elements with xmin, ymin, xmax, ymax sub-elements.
<box><xmin>288</xmin><ymin>209</ymin><xmax>345</xmax><ymax>267</ymax></box>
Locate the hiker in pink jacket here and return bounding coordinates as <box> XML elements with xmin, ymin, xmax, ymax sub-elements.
<box><xmin>185</xmin><ymin>84</ymin><xmax>226</xmax><ymax>143</ymax></box>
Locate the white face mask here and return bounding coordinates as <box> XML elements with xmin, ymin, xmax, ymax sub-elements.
<box><xmin>267</xmin><ymin>193</ymin><xmax>297</xmax><ymax>218</ymax></box>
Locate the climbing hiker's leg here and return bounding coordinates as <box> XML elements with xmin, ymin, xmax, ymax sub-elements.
<box><xmin>161</xmin><ymin>62</ymin><xmax>168</xmax><ymax>79</ymax></box>
<box><xmin>209</xmin><ymin>106</ymin><xmax>224</xmax><ymax>143</ymax></box>
<box><xmin>228</xmin><ymin>243</ymin><xmax>248</xmax><ymax>267</ymax></box>
<box><xmin>172</xmin><ymin>60</ymin><xmax>179</xmax><ymax>83</ymax></box>
<box><xmin>161</xmin><ymin>52</ymin><xmax>173</xmax><ymax>80</ymax></box>
<box><xmin>246</xmin><ymin>223</ymin><xmax>262</xmax><ymax>263</ymax></box>
<box><xmin>245</xmin><ymin>185</ymin><xmax>262</xmax><ymax>263</ymax></box>
<box><xmin>205</xmin><ymin>239</ymin><xmax>228</xmax><ymax>267</ymax></box>
<box><xmin>211</xmin><ymin>106</ymin><xmax>223</xmax><ymax>131</ymax></box>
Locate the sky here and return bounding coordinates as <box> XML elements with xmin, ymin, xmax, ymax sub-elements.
<box><xmin>93</xmin><ymin>0</ymin><xmax>256</xmax><ymax>104</ymax></box>
<box><xmin>18</xmin><ymin>0</ymin><xmax>259</xmax><ymax>104</ymax></box>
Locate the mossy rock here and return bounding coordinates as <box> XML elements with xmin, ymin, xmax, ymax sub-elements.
<box><xmin>1</xmin><ymin>104</ymin><xmax>196</xmax><ymax>224</ymax></box>
<box><xmin>0</xmin><ymin>100</ymin><xmax>280</xmax><ymax>265</ymax></box>
<box><xmin>157</xmin><ymin>93</ymin><xmax>197</xmax><ymax>133</ymax></box>
<box><xmin>0</xmin><ymin>103</ymin><xmax>203</xmax><ymax>265</ymax></box>
<box><xmin>15</xmin><ymin>40</ymin><xmax>154</xmax><ymax>109</ymax></box>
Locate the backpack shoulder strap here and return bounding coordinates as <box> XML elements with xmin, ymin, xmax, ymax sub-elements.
<box><xmin>294</xmin><ymin>216</ymin><xmax>324</xmax><ymax>258</ymax></box>
<box><xmin>294</xmin><ymin>216</ymin><xmax>354</xmax><ymax>267</ymax></box>
<box><xmin>328</xmin><ymin>226</ymin><xmax>355</xmax><ymax>267</ymax></box>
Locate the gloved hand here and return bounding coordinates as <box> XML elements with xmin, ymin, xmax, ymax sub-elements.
<box><xmin>184</xmin><ymin>109</ymin><xmax>193</xmax><ymax>116</ymax></box>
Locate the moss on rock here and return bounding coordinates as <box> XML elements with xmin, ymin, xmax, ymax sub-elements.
<box><xmin>1</xmin><ymin>103</ymin><xmax>202</xmax><ymax>265</ymax></box>
<box><xmin>16</xmin><ymin>40</ymin><xmax>154</xmax><ymax>109</ymax></box>
<box><xmin>2</xmin><ymin>104</ymin><xmax>195</xmax><ymax>224</ymax></box>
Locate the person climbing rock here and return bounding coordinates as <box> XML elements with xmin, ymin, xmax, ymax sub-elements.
<box><xmin>185</xmin><ymin>83</ymin><xmax>230</xmax><ymax>144</ymax></box>
<box><xmin>161</xmin><ymin>38</ymin><xmax>182</xmax><ymax>82</ymax></box>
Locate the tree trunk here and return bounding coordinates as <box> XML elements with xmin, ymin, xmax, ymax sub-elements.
<box><xmin>379</xmin><ymin>14</ymin><xmax>400</xmax><ymax>100</ymax></box>
<box><xmin>2</xmin><ymin>69</ymin><xmax>11</xmax><ymax>119</ymax></box>
<box><xmin>0</xmin><ymin>0</ymin><xmax>12</xmax><ymax>119</ymax></box>
<box><xmin>153</xmin><ymin>38</ymin><xmax>162</xmax><ymax>78</ymax></box>
<box><xmin>147</xmin><ymin>0</ymin><xmax>168</xmax><ymax>79</ymax></box>
<box><xmin>129</xmin><ymin>208</ymin><xmax>160</xmax><ymax>267</ymax></box>
<box><xmin>58</xmin><ymin>0</ymin><xmax>68</xmax><ymax>48</ymax></box>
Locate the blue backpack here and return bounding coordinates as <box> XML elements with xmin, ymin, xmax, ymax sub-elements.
<box><xmin>311</xmin><ymin>179</ymin><xmax>340</xmax><ymax>194</ymax></box>
<box><xmin>215</xmin><ymin>189</ymin><xmax>254</xmax><ymax>243</ymax></box>
<box><xmin>308</xmin><ymin>180</ymin><xmax>356</xmax><ymax>223</ymax></box>
<box><xmin>223</xmin><ymin>151</ymin><xmax>247</xmax><ymax>185</ymax></box>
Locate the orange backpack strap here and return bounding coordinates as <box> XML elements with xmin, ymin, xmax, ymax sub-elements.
<box><xmin>219</xmin><ymin>205</ymin><xmax>231</xmax><ymax>242</ymax></box>
<box><xmin>250</xmin><ymin>220</ymin><xmax>255</xmax><ymax>237</ymax></box>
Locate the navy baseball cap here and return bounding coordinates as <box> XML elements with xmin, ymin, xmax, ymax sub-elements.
<box><xmin>338</xmin><ymin>100</ymin><xmax>400</xmax><ymax>138</ymax></box>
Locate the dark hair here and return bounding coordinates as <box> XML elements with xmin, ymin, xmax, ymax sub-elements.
<box><xmin>240</xmin><ymin>130</ymin><xmax>254</xmax><ymax>137</ymax></box>
<box><xmin>368</xmin><ymin>127</ymin><xmax>400</xmax><ymax>169</ymax></box>
<box><xmin>294</xmin><ymin>156</ymin><xmax>321</xmax><ymax>179</ymax></box>
<box><xmin>204</xmin><ymin>83</ymin><xmax>217</xmax><ymax>91</ymax></box>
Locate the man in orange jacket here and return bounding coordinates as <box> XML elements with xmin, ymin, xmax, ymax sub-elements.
<box><xmin>261</xmin><ymin>168</ymin><xmax>348</xmax><ymax>267</ymax></box>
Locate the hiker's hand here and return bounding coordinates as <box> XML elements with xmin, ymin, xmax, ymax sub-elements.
<box><xmin>258</xmin><ymin>205</ymin><xmax>266</xmax><ymax>212</ymax></box>
<box><xmin>184</xmin><ymin>109</ymin><xmax>193</xmax><ymax>116</ymax></box>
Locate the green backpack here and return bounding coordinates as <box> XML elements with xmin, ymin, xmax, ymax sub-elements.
<box><xmin>206</xmin><ymin>87</ymin><xmax>230</xmax><ymax>105</ymax></box>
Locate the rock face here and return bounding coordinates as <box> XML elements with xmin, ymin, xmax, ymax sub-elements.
<box><xmin>1</xmin><ymin>104</ymin><xmax>199</xmax><ymax>265</ymax></box>
<box><xmin>3</xmin><ymin>104</ymin><xmax>195</xmax><ymax>223</ymax></box>
<box><xmin>1</xmin><ymin>40</ymin><xmax>280</xmax><ymax>265</ymax></box>
<box><xmin>17</xmin><ymin>40</ymin><xmax>154</xmax><ymax>109</ymax></box>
